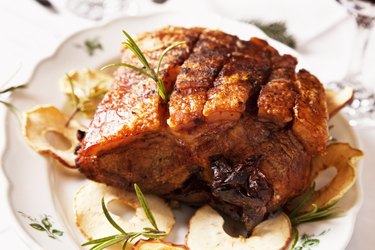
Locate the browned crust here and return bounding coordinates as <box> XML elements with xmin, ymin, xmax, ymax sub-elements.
<box><xmin>79</xmin><ymin>27</ymin><xmax>202</xmax><ymax>155</ymax></box>
<box><xmin>78</xmin><ymin>25</ymin><xmax>329</xmax><ymax>166</ymax></box>
<box><xmin>167</xmin><ymin>29</ymin><xmax>237</xmax><ymax>129</ymax></box>
<box><xmin>292</xmin><ymin>69</ymin><xmax>329</xmax><ymax>154</ymax></box>
<box><xmin>258</xmin><ymin>79</ymin><xmax>297</xmax><ymax>125</ymax></box>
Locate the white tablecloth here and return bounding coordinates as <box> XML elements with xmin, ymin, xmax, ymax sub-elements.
<box><xmin>1</xmin><ymin>0</ymin><xmax>374</xmax><ymax>249</ymax></box>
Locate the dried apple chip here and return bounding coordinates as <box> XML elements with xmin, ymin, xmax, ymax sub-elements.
<box><xmin>75</xmin><ymin>182</ymin><xmax>175</xmax><ymax>248</ymax></box>
<box><xmin>186</xmin><ymin>205</ymin><xmax>292</xmax><ymax>250</ymax></box>
<box><xmin>325</xmin><ymin>86</ymin><xmax>354</xmax><ymax>118</ymax></box>
<box><xmin>306</xmin><ymin>143</ymin><xmax>363</xmax><ymax>209</ymax></box>
<box><xmin>22</xmin><ymin>105</ymin><xmax>84</xmax><ymax>168</ymax></box>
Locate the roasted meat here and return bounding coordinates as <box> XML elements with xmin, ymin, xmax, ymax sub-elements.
<box><xmin>76</xmin><ymin>26</ymin><xmax>328</xmax><ymax>230</ymax></box>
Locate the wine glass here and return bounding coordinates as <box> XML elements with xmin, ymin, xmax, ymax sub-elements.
<box><xmin>328</xmin><ymin>0</ymin><xmax>375</xmax><ymax>126</ymax></box>
<box><xmin>66</xmin><ymin>0</ymin><xmax>139</xmax><ymax>21</ymax></box>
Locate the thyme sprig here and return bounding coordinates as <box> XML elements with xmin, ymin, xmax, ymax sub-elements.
<box><xmin>82</xmin><ymin>184</ymin><xmax>166</xmax><ymax>250</ymax></box>
<box><xmin>101</xmin><ymin>30</ymin><xmax>185</xmax><ymax>101</ymax></box>
<box><xmin>286</xmin><ymin>184</ymin><xmax>342</xmax><ymax>250</ymax></box>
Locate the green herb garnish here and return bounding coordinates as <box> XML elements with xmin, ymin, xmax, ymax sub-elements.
<box><xmin>0</xmin><ymin>83</ymin><xmax>27</xmax><ymax>94</ymax></box>
<box><xmin>286</xmin><ymin>184</ymin><xmax>342</xmax><ymax>250</ymax></box>
<box><xmin>82</xmin><ymin>184</ymin><xmax>166</xmax><ymax>250</ymax></box>
<box><xmin>101</xmin><ymin>30</ymin><xmax>185</xmax><ymax>101</ymax></box>
<box><xmin>244</xmin><ymin>20</ymin><xmax>296</xmax><ymax>48</ymax></box>
<box><xmin>64</xmin><ymin>71</ymin><xmax>109</xmax><ymax>127</ymax></box>
<box><xmin>0</xmin><ymin>82</ymin><xmax>26</xmax><ymax>123</ymax></box>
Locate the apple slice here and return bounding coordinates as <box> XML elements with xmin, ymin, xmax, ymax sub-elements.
<box><xmin>325</xmin><ymin>86</ymin><xmax>354</xmax><ymax>118</ymax></box>
<box><xmin>22</xmin><ymin>105</ymin><xmax>84</xmax><ymax>168</ymax></box>
<box><xmin>305</xmin><ymin>143</ymin><xmax>363</xmax><ymax>211</ymax></box>
<box><xmin>75</xmin><ymin>182</ymin><xmax>175</xmax><ymax>248</ymax></box>
<box><xmin>132</xmin><ymin>239</ymin><xmax>187</xmax><ymax>250</ymax></box>
<box><xmin>186</xmin><ymin>205</ymin><xmax>292</xmax><ymax>250</ymax></box>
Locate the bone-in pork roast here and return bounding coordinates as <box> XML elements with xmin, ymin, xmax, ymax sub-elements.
<box><xmin>76</xmin><ymin>26</ymin><xmax>328</xmax><ymax>230</ymax></box>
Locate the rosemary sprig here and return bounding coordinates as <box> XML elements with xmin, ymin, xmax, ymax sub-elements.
<box><xmin>0</xmin><ymin>83</ymin><xmax>27</xmax><ymax>94</ymax></box>
<box><xmin>0</xmin><ymin>83</ymin><xmax>27</xmax><ymax>123</ymax></box>
<box><xmin>285</xmin><ymin>184</ymin><xmax>342</xmax><ymax>250</ymax></box>
<box><xmin>101</xmin><ymin>30</ymin><xmax>185</xmax><ymax>101</ymax></box>
<box><xmin>134</xmin><ymin>183</ymin><xmax>159</xmax><ymax>231</ymax></box>
<box><xmin>82</xmin><ymin>184</ymin><xmax>166</xmax><ymax>250</ymax></box>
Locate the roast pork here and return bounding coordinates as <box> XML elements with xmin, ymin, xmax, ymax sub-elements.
<box><xmin>76</xmin><ymin>26</ymin><xmax>328</xmax><ymax>230</ymax></box>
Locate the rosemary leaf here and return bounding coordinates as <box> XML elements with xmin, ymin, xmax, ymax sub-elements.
<box><xmin>129</xmin><ymin>232</ymin><xmax>142</xmax><ymax>242</ymax></box>
<box><xmin>156</xmin><ymin>78</ymin><xmax>167</xmax><ymax>101</ymax></box>
<box><xmin>286</xmin><ymin>183</ymin><xmax>342</xmax><ymax>228</ymax></box>
<box><xmin>0</xmin><ymin>83</ymin><xmax>27</xmax><ymax>94</ymax></box>
<box><xmin>156</xmin><ymin>41</ymin><xmax>185</xmax><ymax>75</ymax></box>
<box><xmin>290</xmin><ymin>227</ymin><xmax>299</xmax><ymax>250</ymax></box>
<box><xmin>320</xmin><ymin>200</ymin><xmax>340</xmax><ymax>211</ymax></box>
<box><xmin>101</xmin><ymin>197</ymin><xmax>126</xmax><ymax>234</ymax></box>
<box><xmin>122</xmin><ymin>30</ymin><xmax>152</xmax><ymax>74</ymax></box>
<box><xmin>100</xmin><ymin>63</ymin><xmax>153</xmax><ymax>79</ymax></box>
<box><xmin>89</xmin><ymin>236</ymin><xmax>124</xmax><ymax>250</ymax></box>
<box><xmin>82</xmin><ymin>184</ymin><xmax>166</xmax><ymax>249</ymax></box>
<box><xmin>288</xmin><ymin>184</ymin><xmax>315</xmax><ymax>218</ymax></box>
<box><xmin>122</xmin><ymin>238</ymin><xmax>129</xmax><ymax>250</ymax></box>
<box><xmin>296</xmin><ymin>211</ymin><xmax>342</xmax><ymax>225</ymax></box>
<box><xmin>134</xmin><ymin>183</ymin><xmax>159</xmax><ymax>231</ymax></box>
<box><xmin>294</xmin><ymin>205</ymin><xmax>342</xmax><ymax>224</ymax></box>
<box><xmin>0</xmin><ymin>81</ymin><xmax>27</xmax><ymax>124</ymax></box>
<box><xmin>81</xmin><ymin>234</ymin><xmax>120</xmax><ymax>246</ymax></box>
<box><xmin>123</xmin><ymin>42</ymin><xmax>153</xmax><ymax>77</ymax></box>
<box><xmin>286</xmin><ymin>184</ymin><xmax>343</xmax><ymax>250</ymax></box>
<box><xmin>141</xmin><ymin>231</ymin><xmax>166</xmax><ymax>239</ymax></box>
<box><xmin>102</xmin><ymin>30</ymin><xmax>184</xmax><ymax>101</ymax></box>
<box><xmin>0</xmin><ymin>66</ymin><xmax>27</xmax><ymax>124</ymax></box>
<box><xmin>298</xmin><ymin>204</ymin><xmax>319</xmax><ymax>218</ymax></box>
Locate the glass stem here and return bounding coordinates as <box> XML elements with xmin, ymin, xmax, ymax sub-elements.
<box><xmin>343</xmin><ymin>14</ymin><xmax>374</xmax><ymax>84</ymax></box>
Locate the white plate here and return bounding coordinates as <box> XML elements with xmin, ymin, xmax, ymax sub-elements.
<box><xmin>0</xmin><ymin>11</ymin><xmax>363</xmax><ymax>250</ymax></box>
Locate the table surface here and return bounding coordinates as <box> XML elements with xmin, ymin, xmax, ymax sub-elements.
<box><xmin>1</xmin><ymin>0</ymin><xmax>374</xmax><ymax>249</ymax></box>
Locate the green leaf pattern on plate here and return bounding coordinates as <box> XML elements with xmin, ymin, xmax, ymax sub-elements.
<box><xmin>75</xmin><ymin>37</ymin><xmax>103</xmax><ymax>56</ymax></box>
<box><xmin>293</xmin><ymin>229</ymin><xmax>330</xmax><ymax>250</ymax></box>
<box><xmin>18</xmin><ymin>211</ymin><xmax>64</xmax><ymax>240</ymax></box>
